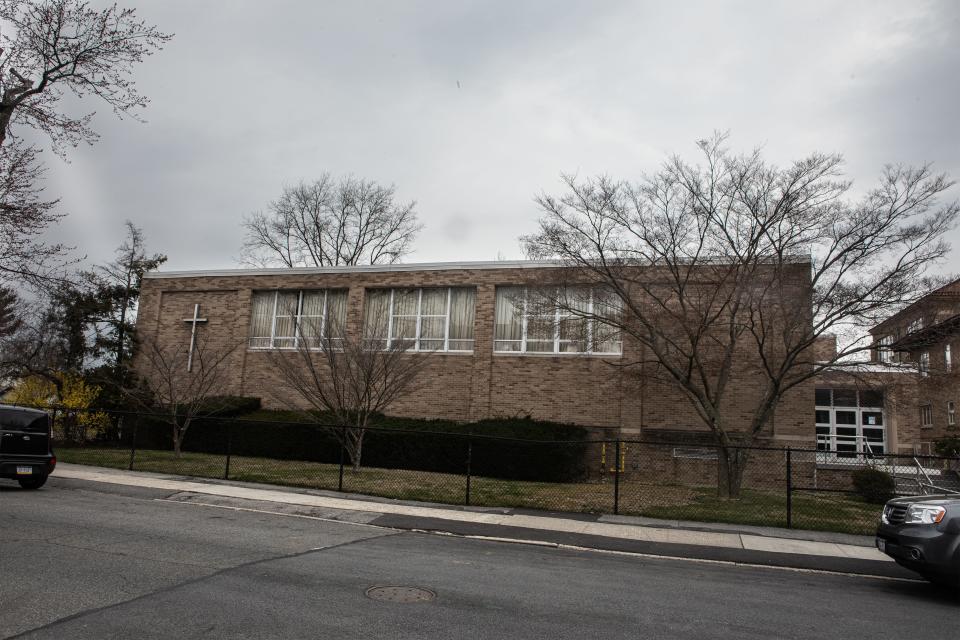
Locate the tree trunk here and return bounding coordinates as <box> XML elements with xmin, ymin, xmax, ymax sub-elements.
<box><xmin>350</xmin><ymin>427</ymin><xmax>365</xmax><ymax>472</ymax></box>
<box><xmin>173</xmin><ymin>418</ymin><xmax>190</xmax><ymax>459</ymax></box>
<box><xmin>717</xmin><ymin>446</ymin><xmax>749</xmax><ymax>499</ymax></box>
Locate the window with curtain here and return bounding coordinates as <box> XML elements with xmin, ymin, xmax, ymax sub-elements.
<box><xmin>248</xmin><ymin>289</ymin><xmax>348</xmax><ymax>349</ymax></box>
<box><xmin>876</xmin><ymin>335</ymin><xmax>893</xmax><ymax>363</ymax></box>
<box><xmin>494</xmin><ymin>286</ymin><xmax>622</xmax><ymax>355</ymax></box>
<box><xmin>363</xmin><ymin>287</ymin><xmax>476</xmax><ymax>352</ymax></box>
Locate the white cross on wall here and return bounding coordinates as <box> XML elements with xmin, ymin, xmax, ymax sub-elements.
<box><xmin>182</xmin><ymin>303</ymin><xmax>208</xmax><ymax>372</ymax></box>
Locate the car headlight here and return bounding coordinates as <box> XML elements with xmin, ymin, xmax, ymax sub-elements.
<box><xmin>881</xmin><ymin>506</ymin><xmax>891</xmax><ymax>524</ymax></box>
<box><xmin>905</xmin><ymin>505</ymin><xmax>946</xmax><ymax>525</ymax></box>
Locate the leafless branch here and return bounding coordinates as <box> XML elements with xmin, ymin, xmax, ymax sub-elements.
<box><xmin>267</xmin><ymin>311</ymin><xmax>430</xmax><ymax>470</ymax></box>
<box><xmin>240</xmin><ymin>174</ymin><xmax>422</xmax><ymax>268</ymax></box>
<box><xmin>523</xmin><ymin>133</ymin><xmax>959</xmax><ymax>496</ymax></box>
<box><xmin>0</xmin><ymin>0</ymin><xmax>173</xmax><ymax>154</ymax></box>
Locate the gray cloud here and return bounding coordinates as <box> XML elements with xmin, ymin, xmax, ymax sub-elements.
<box><xmin>31</xmin><ymin>0</ymin><xmax>960</xmax><ymax>273</ymax></box>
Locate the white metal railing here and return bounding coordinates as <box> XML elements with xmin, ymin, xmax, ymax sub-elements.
<box><xmin>815</xmin><ymin>434</ymin><xmax>882</xmax><ymax>463</ymax></box>
<box><xmin>911</xmin><ymin>456</ymin><xmax>959</xmax><ymax>495</ymax></box>
<box><xmin>813</xmin><ymin>436</ymin><xmax>960</xmax><ymax>494</ymax></box>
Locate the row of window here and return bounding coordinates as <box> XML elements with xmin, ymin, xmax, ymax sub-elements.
<box><xmin>247</xmin><ymin>286</ymin><xmax>623</xmax><ymax>355</ymax></box>
<box><xmin>920</xmin><ymin>401</ymin><xmax>956</xmax><ymax>429</ymax></box>
<box><xmin>917</xmin><ymin>344</ymin><xmax>952</xmax><ymax>377</ymax></box>
<box><xmin>877</xmin><ymin>338</ymin><xmax>953</xmax><ymax>377</ymax></box>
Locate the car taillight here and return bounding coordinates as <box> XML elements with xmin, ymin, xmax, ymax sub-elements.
<box><xmin>49</xmin><ymin>455</ymin><xmax>57</xmax><ymax>470</ymax></box>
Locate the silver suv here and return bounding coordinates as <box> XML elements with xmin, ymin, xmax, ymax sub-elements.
<box><xmin>876</xmin><ymin>494</ymin><xmax>960</xmax><ymax>588</ymax></box>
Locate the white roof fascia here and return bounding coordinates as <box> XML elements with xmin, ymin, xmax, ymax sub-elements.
<box><xmin>142</xmin><ymin>260</ymin><xmax>566</xmax><ymax>280</ymax></box>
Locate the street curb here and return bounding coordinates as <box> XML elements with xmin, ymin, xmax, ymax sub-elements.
<box><xmin>370</xmin><ymin>514</ymin><xmax>918</xmax><ymax>580</ymax></box>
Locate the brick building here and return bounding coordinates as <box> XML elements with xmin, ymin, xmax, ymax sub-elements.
<box><xmin>133</xmin><ymin>260</ymin><xmax>816</xmax><ymax>445</ymax></box>
<box><xmin>866</xmin><ymin>278</ymin><xmax>960</xmax><ymax>453</ymax></box>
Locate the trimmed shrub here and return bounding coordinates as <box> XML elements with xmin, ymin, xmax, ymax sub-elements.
<box><xmin>125</xmin><ymin>410</ymin><xmax>593</xmax><ymax>483</ymax></box>
<box><xmin>196</xmin><ymin>396</ymin><xmax>262</xmax><ymax>417</ymax></box>
<box><xmin>934</xmin><ymin>436</ymin><xmax>960</xmax><ymax>457</ymax></box>
<box><xmin>851</xmin><ymin>467</ymin><xmax>896</xmax><ymax>504</ymax></box>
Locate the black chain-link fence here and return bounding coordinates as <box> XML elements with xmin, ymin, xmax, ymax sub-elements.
<box><xmin>31</xmin><ymin>406</ymin><xmax>960</xmax><ymax>536</ymax></box>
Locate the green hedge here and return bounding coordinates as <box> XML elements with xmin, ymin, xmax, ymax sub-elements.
<box><xmin>122</xmin><ymin>409</ymin><xmax>592</xmax><ymax>483</ymax></box>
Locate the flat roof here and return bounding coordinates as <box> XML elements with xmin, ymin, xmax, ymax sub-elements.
<box><xmin>143</xmin><ymin>260</ymin><xmax>566</xmax><ymax>279</ymax></box>
<box><xmin>143</xmin><ymin>256</ymin><xmax>812</xmax><ymax>280</ymax></box>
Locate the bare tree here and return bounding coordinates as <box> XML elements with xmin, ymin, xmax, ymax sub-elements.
<box><xmin>0</xmin><ymin>0</ymin><xmax>172</xmax><ymax>152</ymax></box>
<box><xmin>0</xmin><ymin>284</ymin><xmax>20</xmax><ymax>337</ymax></box>
<box><xmin>130</xmin><ymin>333</ymin><xmax>237</xmax><ymax>458</ymax></box>
<box><xmin>524</xmin><ymin>133</ymin><xmax>958</xmax><ymax>497</ymax></box>
<box><xmin>0</xmin><ymin>1</ymin><xmax>169</xmax><ymax>287</ymax></box>
<box><xmin>268</xmin><ymin>307</ymin><xmax>430</xmax><ymax>471</ymax></box>
<box><xmin>240</xmin><ymin>174</ymin><xmax>422</xmax><ymax>268</ymax></box>
<box><xmin>0</xmin><ymin>141</ymin><xmax>72</xmax><ymax>285</ymax></box>
<box><xmin>0</xmin><ymin>296</ymin><xmax>77</xmax><ymax>395</ymax></box>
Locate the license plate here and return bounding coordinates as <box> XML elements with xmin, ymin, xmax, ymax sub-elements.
<box><xmin>15</xmin><ymin>466</ymin><xmax>32</xmax><ymax>475</ymax></box>
<box><xmin>876</xmin><ymin>538</ymin><xmax>886</xmax><ymax>553</ymax></box>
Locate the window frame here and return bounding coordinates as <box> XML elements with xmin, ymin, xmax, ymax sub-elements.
<box><xmin>814</xmin><ymin>388</ymin><xmax>886</xmax><ymax>457</ymax></box>
<box><xmin>919</xmin><ymin>351</ymin><xmax>930</xmax><ymax>377</ymax></box>
<box><xmin>948</xmin><ymin>401</ymin><xmax>956</xmax><ymax>427</ymax></box>
<box><xmin>493</xmin><ymin>286</ymin><xmax>622</xmax><ymax>356</ymax></box>
<box><xmin>248</xmin><ymin>289</ymin><xmax>345</xmax><ymax>350</ymax></box>
<box><xmin>920</xmin><ymin>403</ymin><xmax>933</xmax><ymax>429</ymax></box>
<box><xmin>877</xmin><ymin>335</ymin><xmax>893</xmax><ymax>363</ymax></box>
<box><xmin>371</xmin><ymin>287</ymin><xmax>476</xmax><ymax>353</ymax></box>
<box><xmin>945</xmin><ymin>343</ymin><xmax>952</xmax><ymax>373</ymax></box>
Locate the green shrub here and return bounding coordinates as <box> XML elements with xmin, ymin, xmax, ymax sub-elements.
<box><xmin>196</xmin><ymin>396</ymin><xmax>262</xmax><ymax>417</ymax></box>
<box><xmin>934</xmin><ymin>436</ymin><xmax>960</xmax><ymax>457</ymax></box>
<box><xmin>851</xmin><ymin>467</ymin><xmax>896</xmax><ymax>504</ymax></box>
<box><xmin>138</xmin><ymin>410</ymin><xmax>592</xmax><ymax>483</ymax></box>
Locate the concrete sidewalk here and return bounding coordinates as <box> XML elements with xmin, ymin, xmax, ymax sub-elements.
<box><xmin>52</xmin><ymin>463</ymin><xmax>906</xmax><ymax>578</ymax></box>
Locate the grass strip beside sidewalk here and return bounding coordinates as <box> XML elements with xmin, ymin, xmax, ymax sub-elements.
<box><xmin>56</xmin><ymin>447</ymin><xmax>881</xmax><ymax>535</ymax></box>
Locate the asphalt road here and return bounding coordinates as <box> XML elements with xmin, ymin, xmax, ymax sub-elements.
<box><xmin>0</xmin><ymin>477</ymin><xmax>956</xmax><ymax>639</ymax></box>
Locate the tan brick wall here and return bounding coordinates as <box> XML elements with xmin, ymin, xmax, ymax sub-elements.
<box><xmin>867</xmin><ymin>281</ymin><xmax>960</xmax><ymax>451</ymax></box>
<box><xmin>133</xmin><ymin>263</ymin><xmax>816</xmax><ymax>442</ymax></box>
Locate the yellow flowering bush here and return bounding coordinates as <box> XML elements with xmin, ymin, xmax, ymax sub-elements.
<box><xmin>5</xmin><ymin>374</ymin><xmax>111</xmax><ymax>442</ymax></box>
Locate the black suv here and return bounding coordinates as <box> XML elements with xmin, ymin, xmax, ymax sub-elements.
<box><xmin>0</xmin><ymin>404</ymin><xmax>56</xmax><ymax>489</ymax></box>
<box><xmin>876</xmin><ymin>494</ymin><xmax>960</xmax><ymax>588</ymax></box>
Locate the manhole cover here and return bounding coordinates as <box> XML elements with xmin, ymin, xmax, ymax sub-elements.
<box><xmin>365</xmin><ymin>586</ymin><xmax>436</xmax><ymax>603</ymax></box>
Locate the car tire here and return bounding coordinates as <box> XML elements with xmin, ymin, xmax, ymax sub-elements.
<box><xmin>17</xmin><ymin>474</ymin><xmax>47</xmax><ymax>490</ymax></box>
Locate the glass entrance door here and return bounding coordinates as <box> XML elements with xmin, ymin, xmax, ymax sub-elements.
<box><xmin>814</xmin><ymin>388</ymin><xmax>886</xmax><ymax>458</ymax></box>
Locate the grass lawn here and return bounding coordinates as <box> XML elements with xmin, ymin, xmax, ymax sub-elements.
<box><xmin>57</xmin><ymin>447</ymin><xmax>882</xmax><ymax>535</ymax></box>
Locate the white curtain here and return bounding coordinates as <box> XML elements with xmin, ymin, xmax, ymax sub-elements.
<box><xmin>299</xmin><ymin>291</ymin><xmax>325</xmax><ymax>341</ymax></box>
<box><xmin>494</xmin><ymin>287</ymin><xmax>523</xmax><ymax>351</ymax></box>
<box><xmin>248</xmin><ymin>291</ymin><xmax>275</xmax><ymax>347</ymax></box>
<box><xmin>448</xmin><ymin>288</ymin><xmax>476</xmax><ymax>351</ymax></box>
<box><xmin>591</xmin><ymin>287</ymin><xmax>622</xmax><ymax>353</ymax></box>
<box><xmin>363</xmin><ymin>289</ymin><xmax>391</xmax><ymax>342</ymax></box>
<box><xmin>273</xmin><ymin>292</ymin><xmax>299</xmax><ymax>347</ymax></box>
<box><xmin>326</xmin><ymin>290</ymin><xmax>348</xmax><ymax>341</ymax></box>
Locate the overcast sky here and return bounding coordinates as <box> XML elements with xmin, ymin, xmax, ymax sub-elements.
<box><xmin>33</xmin><ymin>0</ymin><xmax>960</xmax><ymax>274</ymax></box>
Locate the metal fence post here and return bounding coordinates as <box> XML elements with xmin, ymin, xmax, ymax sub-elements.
<box><xmin>613</xmin><ymin>439</ymin><xmax>621</xmax><ymax>515</ymax></box>
<box><xmin>338</xmin><ymin>426</ymin><xmax>345</xmax><ymax>492</ymax></box>
<box><xmin>465</xmin><ymin>435</ymin><xmax>473</xmax><ymax>507</ymax></box>
<box><xmin>128</xmin><ymin>418</ymin><xmax>138</xmax><ymax>471</ymax></box>
<box><xmin>224</xmin><ymin>422</ymin><xmax>232</xmax><ymax>480</ymax></box>
<box><xmin>786</xmin><ymin>448</ymin><xmax>793</xmax><ymax>529</ymax></box>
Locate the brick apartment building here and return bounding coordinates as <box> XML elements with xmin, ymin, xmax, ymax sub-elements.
<box><xmin>133</xmin><ymin>260</ymin><xmax>816</xmax><ymax>446</ymax></box>
<box><xmin>865</xmin><ymin>278</ymin><xmax>960</xmax><ymax>454</ymax></box>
